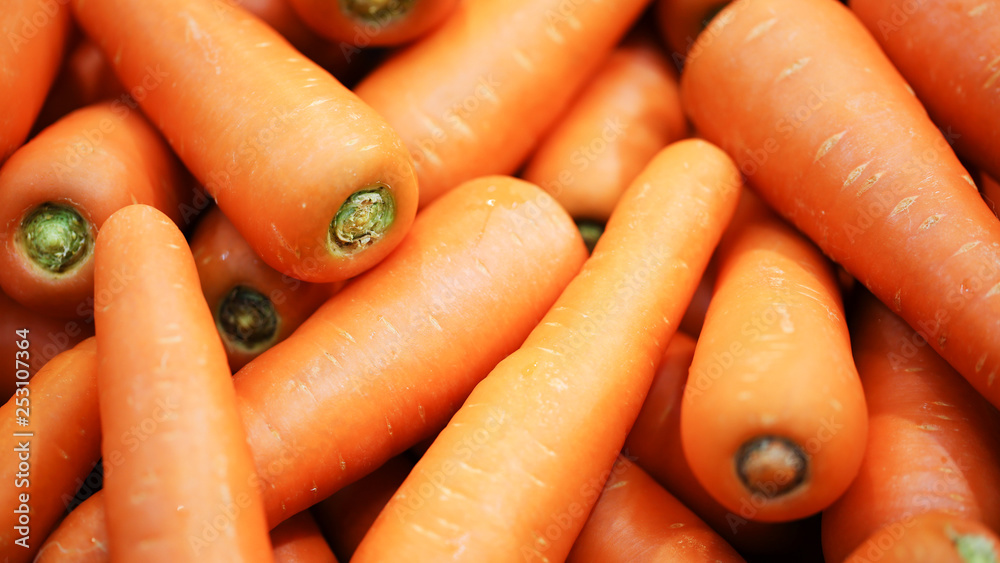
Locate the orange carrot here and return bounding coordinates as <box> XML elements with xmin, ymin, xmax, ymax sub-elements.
<box><xmin>625</xmin><ymin>332</ymin><xmax>816</xmax><ymax>556</ymax></box>
<box><xmin>271</xmin><ymin>511</ymin><xmax>338</xmax><ymax>563</ymax></box>
<box><xmin>681</xmin><ymin>190</ymin><xmax>867</xmax><ymax>522</ymax></box>
<box><xmin>0</xmin><ymin>0</ymin><xmax>70</xmax><ymax>162</ymax></box>
<box><xmin>94</xmin><ymin>205</ymin><xmax>272</xmax><ymax>561</ymax></box>
<box><xmin>34</xmin><ymin>492</ymin><xmax>109</xmax><ymax>563</ymax></box>
<box><xmin>352</xmin><ymin>139</ymin><xmax>740</xmax><ymax>561</ymax></box>
<box><xmin>0</xmin><ymin>338</ymin><xmax>99</xmax><ymax>563</ymax></box>
<box><xmin>842</xmin><ymin>511</ymin><xmax>1000</xmax><ymax>563</ymax></box>
<box><xmin>521</xmin><ymin>34</ymin><xmax>687</xmax><ymax>222</ymax></box>
<box><xmin>822</xmin><ymin>292</ymin><xmax>1000</xmax><ymax>562</ymax></box>
<box><xmin>0</xmin><ymin>102</ymin><xmax>191</xmax><ymax>319</ymax></box>
<box><xmin>567</xmin><ymin>456</ymin><xmax>745</xmax><ymax>562</ymax></box>
<box><xmin>678</xmin><ymin>255</ymin><xmax>716</xmax><ymax>336</ymax></box>
<box><xmin>850</xmin><ymin>0</ymin><xmax>1000</xmax><ymax>183</ymax></box>
<box><xmin>71</xmin><ymin>0</ymin><xmax>419</xmax><ymax>283</ymax></box>
<box><xmin>682</xmin><ymin>0</ymin><xmax>1000</xmax><ymax>410</ymax></box>
<box><xmin>191</xmin><ymin>206</ymin><xmax>340</xmax><ymax>372</ymax></box>
<box><xmin>0</xmin><ymin>288</ymin><xmax>92</xmax><ymax>402</ymax></box>
<box><xmin>287</xmin><ymin>0</ymin><xmax>460</xmax><ymax>46</ymax></box>
<box><xmin>311</xmin><ymin>455</ymin><xmax>415</xmax><ymax>560</ymax></box>
<box><xmin>655</xmin><ymin>0</ymin><xmax>730</xmax><ymax>62</ymax></box>
<box><xmin>234</xmin><ymin>175</ymin><xmax>586</xmax><ymax>525</ymax></box>
<box><xmin>32</xmin><ymin>39</ymin><xmax>127</xmax><ymax>135</ymax></box>
<box><xmin>981</xmin><ymin>172</ymin><xmax>1000</xmax><ymax>220</ymax></box>
<box><xmin>355</xmin><ymin>0</ymin><xmax>651</xmax><ymax>208</ymax></box>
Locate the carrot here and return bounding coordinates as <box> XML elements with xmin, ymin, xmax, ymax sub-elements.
<box><xmin>981</xmin><ymin>172</ymin><xmax>1000</xmax><ymax>220</ymax></box>
<box><xmin>311</xmin><ymin>455</ymin><xmax>415</xmax><ymax>560</ymax></box>
<box><xmin>235</xmin><ymin>175</ymin><xmax>586</xmax><ymax>525</ymax></box>
<box><xmin>94</xmin><ymin>205</ymin><xmax>272</xmax><ymax>561</ymax></box>
<box><xmin>191</xmin><ymin>206</ymin><xmax>340</xmax><ymax>372</ymax></box>
<box><xmin>850</xmin><ymin>0</ymin><xmax>1000</xmax><ymax>184</ymax></box>
<box><xmin>681</xmin><ymin>189</ymin><xmax>867</xmax><ymax>522</ymax></box>
<box><xmin>0</xmin><ymin>338</ymin><xmax>98</xmax><ymax>563</ymax></box>
<box><xmin>271</xmin><ymin>511</ymin><xmax>337</xmax><ymax>563</ymax></box>
<box><xmin>354</xmin><ymin>0</ymin><xmax>651</xmax><ymax>208</ymax></box>
<box><xmin>681</xmin><ymin>0</ymin><xmax>1000</xmax><ymax>410</ymax></box>
<box><xmin>655</xmin><ymin>0</ymin><xmax>731</xmax><ymax>63</ymax></box>
<box><xmin>352</xmin><ymin>139</ymin><xmax>740</xmax><ymax>561</ymax></box>
<box><xmin>32</xmin><ymin>39</ymin><xmax>127</xmax><ymax>135</ymax></box>
<box><xmin>521</xmin><ymin>34</ymin><xmax>687</xmax><ymax>222</ymax></box>
<box><xmin>0</xmin><ymin>288</ymin><xmax>92</xmax><ymax>402</ymax></box>
<box><xmin>625</xmin><ymin>332</ymin><xmax>817</xmax><ymax>556</ymax></box>
<box><xmin>287</xmin><ymin>0</ymin><xmax>459</xmax><ymax>46</ymax></box>
<box><xmin>678</xmin><ymin>255</ymin><xmax>716</xmax><ymax>336</ymax></box>
<box><xmin>71</xmin><ymin>0</ymin><xmax>419</xmax><ymax>283</ymax></box>
<box><xmin>567</xmin><ymin>456</ymin><xmax>745</xmax><ymax>562</ymax></box>
<box><xmin>821</xmin><ymin>292</ymin><xmax>1000</xmax><ymax>563</ymax></box>
<box><xmin>843</xmin><ymin>511</ymin><xmax>1000</xmax><ymax>563</ymax></box>
<box><xmin>0</xmin><ymin>102</ymin><xmax>191</xmax><ymax>320</ymax></box>
<box><xmin>0</xmin><ymin>0</ymin><xmax>70</xmax><ymax>162</ymax></box>
<box><xmin>34</xmin><ymin>492</ymin><xmax>109</xmax><ymax>563</ymax></box>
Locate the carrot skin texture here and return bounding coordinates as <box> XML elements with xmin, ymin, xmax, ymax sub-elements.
<box><xmin>71</xmin><ymin>0</ymin><xmax>418</xmax><ymax>283</ymax></box>
<box><xmin>234</xmin><ymin>176</ymin><xmax>587</xmax><ymax>525</ymax></box>
<box><xmin>625</xmin><ymin>332</ymin><xmax>815</xmax><ymax>555</ymax></box>
<box><xmin>288</xmin><ymin>0</ymin><xmax>460</xmax><ymax>46</ymax></box>
<box><xmin>0</xmin><ymin>289</ymin><xmax>92</xmax><ymax>402</ymax></box>
<box><xmin>0</xmin><ymin>0</ymin><xmax>70</xmax><ymax>162</ymax></box>
<box><xmin>842</xmin><ymin>511</ymin><xmax>1000</xmax><ymax>563</ymax></box>
<box><xmin>94</xmin><ymin>205</ymin><xmax>273</xmax><ymax>562</ymax></box>
<box><xmin>355</xmin><ymin>0</ymin><xmax>651</xmax><ymax>208</ymax></box>
<box><xmin>567</xmin><ymin>457</ymin><xmax>745</xmax><ymax>562</ymax></box>
<box><xmin>271</xmin><ymin>511</ymin><xmax>338</xmax><ymax>563</ymax></box>
<box><xmin>0</xmin><ymin>338</ymin><xmax>98</xmax><ymax>563</ymax></box>
<box><xmin>0</xmin><ymin>102</ymin><xmax>190</xmax><ymax>319</ymax></box>
<box><xmin>191</xmin><ymin>206</ymin><xmax>338</xmax><ymax>371</ymax></box>
<box><xmin>522</xmin><ymin>36</ymin><xmax>688</xmax><ymax>222</ymax></box>
<box><xmin>822</xmin><ymin>293</ymin><xmax>1000</xmax><ymax>563</ymax></box>
<box><xmin>850</xmin><ymin>0</ymin><xmax>1000</xmax><ymax>183</ymax></box>
<box><xmin>34</xmin><ymin>492</ymin><xmax>109</xmax><ymax>563</ymax></box>
<box><xmin>681</xmin><ymin>0</ymin><xmax>1000</xmax><ymax>409</ymax></box>
<box><xmin>982</xmin><ymin>173</ymin><xmax>1000</xmax><ymax>220</ymax></box>
<box><xmin>681</xmin><ymin>191</ymin><xmax>867</xmax><ymax>522</ymax></box>
<box><xmin>353</xmin><ymin>139</ymin><xmax>740</xmax><ymax>562</ymax></box>
<box><xmin>311</xmin><ymin>455</ymin><xmax>415</xmax><ymax>561</ymax></box>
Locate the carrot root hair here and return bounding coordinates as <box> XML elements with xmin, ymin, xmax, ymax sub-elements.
<box><xmin>735</xmin><ymin>435</ymin><xmax>807</xmax><ymax>498</ymax></box>
<box><xmin>18</xmin><ymin>202</ymin><xmax>92</xmax><ymax>274</ymax></box>
<box><xmin>329</xmin><ymin>184</ymin><xmax>396</xmax><ymax>255</ymax></box>
<box><xmin>952</xmin><ymin>529</ymin><xmax>1000</xmax><ymax>563</ymax></box>
<box><xmin>341</xmin><ymin>0</ymin><xmax>415</xmax><ymax>21</ymax></box>
<box><xmin>217</xmin><ymin>285</ymin><xmax>280</xmax><ymax>351</ymax></box>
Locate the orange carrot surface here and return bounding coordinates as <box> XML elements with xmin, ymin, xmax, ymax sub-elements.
<box><xmin>288</xmin><ymin>0</ymin><xmax>460</xmax><ymax>46</ymax></box>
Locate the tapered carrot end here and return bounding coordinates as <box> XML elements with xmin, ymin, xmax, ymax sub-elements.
<box><xmin>735</xmin><ymin>435</ymin><xmax>807</xmax><ymax>498</ymax></box>
<box><xmin>952</xmin><ymin>530</ymin><xmax>1000</xmax><ymax>563</ymax></box>
<box><xmin>329</xmin><ymin>184</ymin><xmax>396</xmax><ymax>256</ymax></box>
<box><xmin>342</xmin><ymin>0</ymin><xmax>415</xmax><ymax>21</ymax></box>
<box><xmin>19</xmin><ymin>202</ymin><xmax>92</xmax><ymax>274</ymax></box>
<box><xmin>217</xmin><ymin>285</ymin><xmax>279</xmax><ymax>352</ymax></box>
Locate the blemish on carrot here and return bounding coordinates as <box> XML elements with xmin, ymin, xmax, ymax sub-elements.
<box><xmin>776</xmin><ymin>58</ymin><xmax>810</xmax><ymax>81</ymax></box>
<box><xmin>856</xmin><ymin>171</ymin><xmax>884</xmax><ymax>197</ymax></box>
<box><xmin>814</xmin><ymin>130</ymin><xmax>846</xmax><ymax>162</ymax></box>
<box><xmin>744</xmin><ymin>18</ymin><xmax>778</xmax><ymax>42</ymax></box>
<box><xmin>919</xmin><ymin>214</ymin><xmax>943</xmax><ymax>230</ymax></box>
<box><xmin>843</xmin><ymin>161</ymin><xmax>871</xmax><ymax>188</ymax></box>
<box><xmin>889</xmin><ymin>196</ymin><xmax>918</xmax><ymax>217</ymax></box>
<box><xmin>968</xmin><ymin>3</ymin><xmax>989</xmax><ymax>16</ymax></box>
<box><xmin>955</xmin><ymin>241</ymin><xmax>981</xmax><ymax>255</ymax></box>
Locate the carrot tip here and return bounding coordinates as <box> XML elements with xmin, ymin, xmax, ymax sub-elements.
<box><xmin>217</xmin><ymin>285</ymin><xmax>279</xmax><ymax>351</ymax></box>
<box><xmin>949</xmin><ymin>527</ymin><xmax>1000</xmax><ymax>563</ymax></box>
<box><xmin>735</xmin><ymin>435</ymin><xmax>807</xmax><ymax>499</ymax></box>
<box><xmin>341</xmin><ymin>0</ymin><xmax>415</xmax><ymax>22</ymax></box>
<box><xmin>574</xmin><ymin>219</ymin><xmax>604</xmax><ymax>255</ymax></box>
<box><xmin>328</xmin><ymin>185</ymin><xmax>395</xmax><ymax>255</ymax></box>
<box><xmin>18</xmin><ymin>202</ymin><xmax>92</xmax><ymax>274</ymax></box>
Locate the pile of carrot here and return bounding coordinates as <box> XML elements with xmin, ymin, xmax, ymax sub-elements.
<box><xmin>3</xmin><ymin>0</ymin><xmax>1000</xmax><ymax>561</ymax></box>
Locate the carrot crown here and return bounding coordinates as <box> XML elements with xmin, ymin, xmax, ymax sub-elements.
<box><xmin>329</xmin><ymin>185</ymin><xmax>395</xmax><ymax>255</ymax></box>
<box><xmin>735</xmin><ymin>435</ymin><xmax>807</xmax><ymax>499</ymax></box>
<box><xmin>217</xmin><ymin>285</ymin><xmax>279</xmax><ymax>352</ymax></box>
<box><xmin>341</xmin><ymin>0</ymin><xmax>415</xmax><ymax>21</ymax></box>
<box><xmin>953</xmin><ymin>530</ymin><xmax>999</xmax><ymax>563</ymax></box>
<box><xmin>19</xmin><ymin>202</ymin><xmax>91</xmax><ymax>274</ymax></box>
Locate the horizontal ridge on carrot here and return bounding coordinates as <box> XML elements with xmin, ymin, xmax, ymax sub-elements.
<box><xmin>822</xmin><ymin>292</ymin><xmax>1000</xmax><ymax>562</ymax></box>
<box><xmin>191</xmin><ymin>206</ymin><xmax>339</xmax><ymax>371</ymax></box>
<box><xmin>71</xmin><ymin>0</ymin><xmax>419</xmax><ymax>283</ymax></box>
<box><xmin>94</xmin><ymin>204</ymin><xmax>273</xmax><ymax>561</ymax></box>
<box><xmin>0</xmin><ymin>338</ymin><xmax>99</xmax><ymax>563</ymax></box>
<box><xmin>288</xmin><ymin>0</ymin><xmax>460</xmax><ymax>46</ymax></box>
<box><xmin>681</xmin><ymin>0</ymin><xmax>1000</xmax><ymax>409</ymax></box>
<box><xmin>352</xmin><ymin>139</ymin><xmax>740</xmax><ymax>562</ymax></box>
<box><xmin>355</xmin><ymin>0</ymin><xmax>651</xmax><ymax>207</ymax></box>
<box><xmin>0</xmin><ymin>102</ymin><xmax>191</xmax><ymax>319</ymax></box>
<box><xmin>681</xmin><ymin>190</ymin><xmax>868</xmax><ymax>522</ymax></box>
<box><xmin>850</xmin><ymin>0</ymin><xmax>1000</xmax><ymax>183</ymax></box>
<box><xmin>522</xmin><ymin>33</ymin><xmax>688</xmax><ymax>222</ymax></box>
